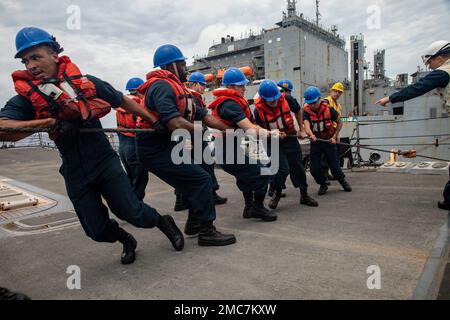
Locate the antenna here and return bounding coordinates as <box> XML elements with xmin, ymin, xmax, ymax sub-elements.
<box><xmin>287</xmin><ymin>0</ymin><xmax>297</xmax><ymax>18</ymax></box>
<box><xmin>315</xmin><ymin>0</ymin><xmax>321</xmax><ymax>25</ymax></box>
<box><xmin>331</xmin><ymin>25</ymin><xmax>338</xmax><ymax>35</ymax></box>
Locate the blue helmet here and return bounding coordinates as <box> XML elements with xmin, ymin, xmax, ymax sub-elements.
<box><xmin>125</xmin><ymin>77</ymin><xmax>144</xmax><ymax>91</ymax></box>
<box><xmin>188</xmin><ymin>72</ymin><xmax>206</xmax><ymax>85</ymax></box>
<box><xmin>259</xmin><ymin>80</ymin><xmax>281</xmax><ymax>102</ymax></box>
<box><xmin>278</xmin><ymin>79</ymin><xmax>294</xmax><ymax>92</ymax></box>
<box><xmin>304</xmin><ymin>86</ymin><xmax>322</xmax><ymax>104</ymax></box>
<box><xmin>222</xmin><ymin>67</ymin><xmax>249</xmax><ymax>86</ymax></box>
<box><xmin>153</xmin><ymin>44</ymin><xmax>187</xmax><ymax>68</ymax></box>
<box><xmin>15</xmin><ymin>27</ymin><xmax>63</xmax><ymax>59</ymax></box>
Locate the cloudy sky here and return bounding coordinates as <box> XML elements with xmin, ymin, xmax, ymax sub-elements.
<box><xmin>0</xmin><ymin>0</ymin><xmax>449</xmax><ymax>126</ymax></box>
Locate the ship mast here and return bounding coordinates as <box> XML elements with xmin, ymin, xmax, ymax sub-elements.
<box><xmin>287</xmin><ymin>0</ymin><xmax>297</xmax><ymax>18</ymax></box>
<box><xmin>316</xmin><ymin>0</ymin><xmax>321</xmax><ymax>25</ymax></box>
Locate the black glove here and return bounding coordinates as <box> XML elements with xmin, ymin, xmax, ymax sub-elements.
<box><xmin>152</xmin><ymin>121</ymin><xmax>170</xmax><ymax>137</ymax></box>
<box><xmin>54</xmin><ymin>119</ymin><xmax>80</xmax><ymax>141</ymax></box>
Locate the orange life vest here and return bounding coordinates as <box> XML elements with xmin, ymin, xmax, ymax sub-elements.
<box><xmin>208</xmin><ymin>88</ymin><xmax>253</xmax><ymax>128</ymax></box>
<box><xmin>116</xmin><ymin>95</ymin><xmax>140</xmax><ymax>138</ymax></box>
<box><xmin>12</xmin><ymin>56</ymin><xmax>111</xmax><ymax>121</ymax></box>
<box><xmin>136</xmin><ymin>70</ymin><xmax>196</xmax><ymax>129</ymax></box>
<box><xmin>254</xmin><ymin>94</ymin><xmax>296</xmax><ymax>134</ymax></box>
<box><xmin>303</xmin><ymin>101</ymin><xmax>337</xmax><ymax>139</ymax></box>
<box><xmin>189</xmin><ymin>89</ymin><xmax>206</xmax><ymax>109</ymax></box>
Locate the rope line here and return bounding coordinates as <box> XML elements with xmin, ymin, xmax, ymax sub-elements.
<box><xmin>1</xmin><ymin>127</ymin><xmax>449</xmax><ymax>162</ymax></box>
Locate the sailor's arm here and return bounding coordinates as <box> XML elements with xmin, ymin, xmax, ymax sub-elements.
<box><xmin>0</xmin><ymin>117</ymin><xmax>55</xmax><ymax>142</ymax></box>
<box><xmin>377</xmin><ymin>70</ymin><xmax>450</xmax><ymax>106</ymax></box>
<box><xmin>202</xmin><ymin>114</ymin><xmax>232</xmax><ymax>131</ymax></box>
<box><xmin>336</xmin><ymin>119</ymin><xmax>343</xmax><ymax>137</ymax></box>
<box><xmin>120</xmin><ymin>96</ymin><xmax>158</xmax><ymax>125</ymax></box>
<box><xmin>303</xmin><ymin>119</ymin><xmax>317</xmax><ymax>142</ymax></box>
<box><xmin>295</xmin><ymin>111</ymin><xmax>307</xmax><ymax>138</ymax></box>
<box><xmin>166</xmin><ymin>117</ymin><xmax>199</xmax><ymax>132</ymax></box>
<box><xmin>236</xmin><ymin>118</ymin><xmax>286</xmax><ymax>139</ymax></box>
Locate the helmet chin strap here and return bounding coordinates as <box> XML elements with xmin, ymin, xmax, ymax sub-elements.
<box><xmin>172</xmin><ymin>62</ymin><xmax>181</xmax><ymax>80</ymax></box>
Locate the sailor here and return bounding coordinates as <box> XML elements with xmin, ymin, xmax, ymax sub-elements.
<box><xmin>135</xmin><ymin>44</ymin><xmax>236</xmax><ymax>246</ymax></box>
<box><xmin>173</xmin><ymin>72</ymin><xmax>227</xmax><ymax>212</ymax></box>
<box><xmin>265</xmin><ymin>79</ymin><xmax>300</xmax><ymax>198</ymax></box>
<box><xmin>325</xmin><ymin>82</ymin><xmax>345</xmax><ymax>119</ymax></box>
<box><xmin>322</xmin><ymin>82</ymin><xmax>345</xmax><ymax>183</ymax></box>
<box><xmin>302</xmin><ymin>86</ymin><xmax>352</xmax><ymax>195</ymax></box>
<box><xmin>116</xmin><ymin>77</ymin><xmax>149</xmax><ymax>201</ymax></box>
<box><xmin>208</xmin><ymin>68</ymin><xmax>282</xmax><ymax>222</ymax></box>
<box><xmin>0</xmin><ymin>27</ymin><xmax>184</xmax><ymax>265</ymax></box>
<box><xmin>376</xmin><ymin>40</ymin><xmax>450</xmax><ymax>211</ymax></box>
<box><xmin>253</xmin><ymin>80</ymin><xmax>318</xmax><ymax>210</ymax></box>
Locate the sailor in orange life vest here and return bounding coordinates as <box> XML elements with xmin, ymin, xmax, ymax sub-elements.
<box><xmin>302</xmin><ymin>86</ymin><xmax>352</xmax><ymax>196</ymax></box>
<box><xmin>321</xmin><ymin>82</ymin><xmax>345</xmax><ymax>184</ymax></box>
<box><xmin>0</xmin><ymin>27</ymin><xmax>185</xmax><ymax>265</ymax></box>
<box><xmin>267</xmin><ymin>79</ymin><xmax>303</xmax><ymax>198</ymax></box>
<box><xmin>208</xmin><ymin>68</ymin><xmax>285</xmax><ymax>222</ymax></box>
<box><xmin>134</xmin><ymin>44</ymin><xmax>236</xmax><ymax>247</ymax></box>
<box><xmin>116</xmin><ymin>77</ymin><xmax>149</xmax><ymax>201</ymax></box>
<box><xmin>172</xmin><ymin>72</ymin><xmax>228</xmax><ymax>212</ymax></box>
<box><xmin>253</xmin><ymin>80</ymin><xmax>318</xmax><ymax>210</ymax></box>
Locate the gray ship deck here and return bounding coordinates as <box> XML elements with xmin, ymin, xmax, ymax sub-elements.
<box><xmin>0</xmin><ymin>148</ymin><xmax>448</xmax><ymax>300</ymax></box>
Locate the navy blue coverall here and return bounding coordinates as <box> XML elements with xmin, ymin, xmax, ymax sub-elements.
<box><xmin>118</xmin><ymin>131</ymin><xmax>149</xmax><ymax>201</ymax></box>
<box><xmin>303</xmin><ymin>107</ymin><xmax>346</xmax><ymax>186</ymax></box>
<box><xmin>214</xmin><ymin>100</ymin><xmax>271</xmax><ymax>198</ymax></box>
<box><xmin>175</xmin><ymin>93</ymin><xmax>219</xmax><ymax>194</ymax></box>
<box><xmin>135</xmin><ymin>80</ymin><xmax>216</xmax><ymax>223</ymax></box>
<box><xmin>254</xmin><ymin>97</ymin><xmax>309</xmax><ymax>193</ymax></box>
<box><xmin>0</xmin><ymin>75</ymin><xmax>161</xmax><ymax>243</ymax></box>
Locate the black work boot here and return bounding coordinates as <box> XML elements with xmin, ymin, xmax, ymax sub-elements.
<box><xmin>157</xmin><ymin>215</ymin><xmax>184</xmax><ymax>251</ymax></box>
<box><xmin>338</xmin><ymin>179</ymin><xmax>352</xmax><ymax>192</ymax></box>
<box><xmin>214</xmin><ymin>191</ymin><xmax>228</xmax><ymax>205</ymax></box>
<box><xmin>184</xmin><ymin>213</ymin><xmax>202</xmax><ymax>236</ymax></box>
<box><xmin>174</xmin><ymin>190</ymin><xmax>189</xmax><ymax>212</ymax></box>
<box><xmin>438</xmin><ymin>201</ymin><xmax>450</xmax><ymax>211</ymax></box>
<box><xmin>242</xmin><ymin>192</ymin><xmax>254</xmax><ymax>219</ymax></box>
<box><xmin>300</xmin><ymin>190</ymin><xmax>319</xmax><ymax>207</ymax></box>
<box><xmin>250</xmin><ymin>195</ymin><xmax>277</xmax><ymax>222</ymax></box>
<box><xmin>318</xmin><ymin>184</ymin><xmax>328</xmax><ymax>196</ymax></box>
<box><xmin>118</xmin><ymin>228</ymin><xmax>137</xmax><ymax>265</ymax></box>
<box><xmin>198</xmin><ymin>221</ymin><xmax>236</xmax><ymax>247</ymax></box>
<box><xmin>268</xmin><ymin>185</ymin><xmax>285</xmax><ymax>198</ymax></box>
<box><xmin>269</xmin><ymin>191</ymin><xmax>282</xmax><ymax>210</ymax></box>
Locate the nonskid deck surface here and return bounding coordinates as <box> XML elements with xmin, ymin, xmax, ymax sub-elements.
<box><xmin>0</xmin><ymin>148</ymin><xmax>448</xmax><ymax>299</ymax></box>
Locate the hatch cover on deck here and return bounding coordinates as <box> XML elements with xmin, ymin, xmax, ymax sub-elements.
<box><xmin>0</xmin><ymin>182</ymin><xmax>57</xmax><ymax>221</ymax></box>
<box><xmin>2</xmin><ymin>211</ymin><xmax>79</xmax><ymax>235</ymax></box>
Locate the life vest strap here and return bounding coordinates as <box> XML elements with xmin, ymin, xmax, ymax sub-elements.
<box><xmin>25</xmin><ymin>80</ymin><xmax>59</xmax><ymax>117</ymax></box>
<box><xmin>62</xmin><ymin>72</ymin><xmax>87</xmax><ymax>103</ymax></box>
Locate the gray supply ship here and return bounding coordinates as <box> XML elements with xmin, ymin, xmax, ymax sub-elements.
<box><xmin>188</xmin><ymin>0</ymin><xmax>450</xmax><ymax>164</ymax></box>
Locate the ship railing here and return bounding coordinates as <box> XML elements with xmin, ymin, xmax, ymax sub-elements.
<box><xmin>341</xmin><ymin>116</ymin><xmax>450</xmax><ymax>166</ymax></box>
<box><xmin>0</xmin><ymin>133</ymin><xmax>56</xmax><ymax>150</ymax></box>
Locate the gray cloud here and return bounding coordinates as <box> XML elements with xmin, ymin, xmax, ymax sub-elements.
<box><xmin>1</xmin><ymin>0</ymin><xmax>449</xmax><ymax>127</ymax></box>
